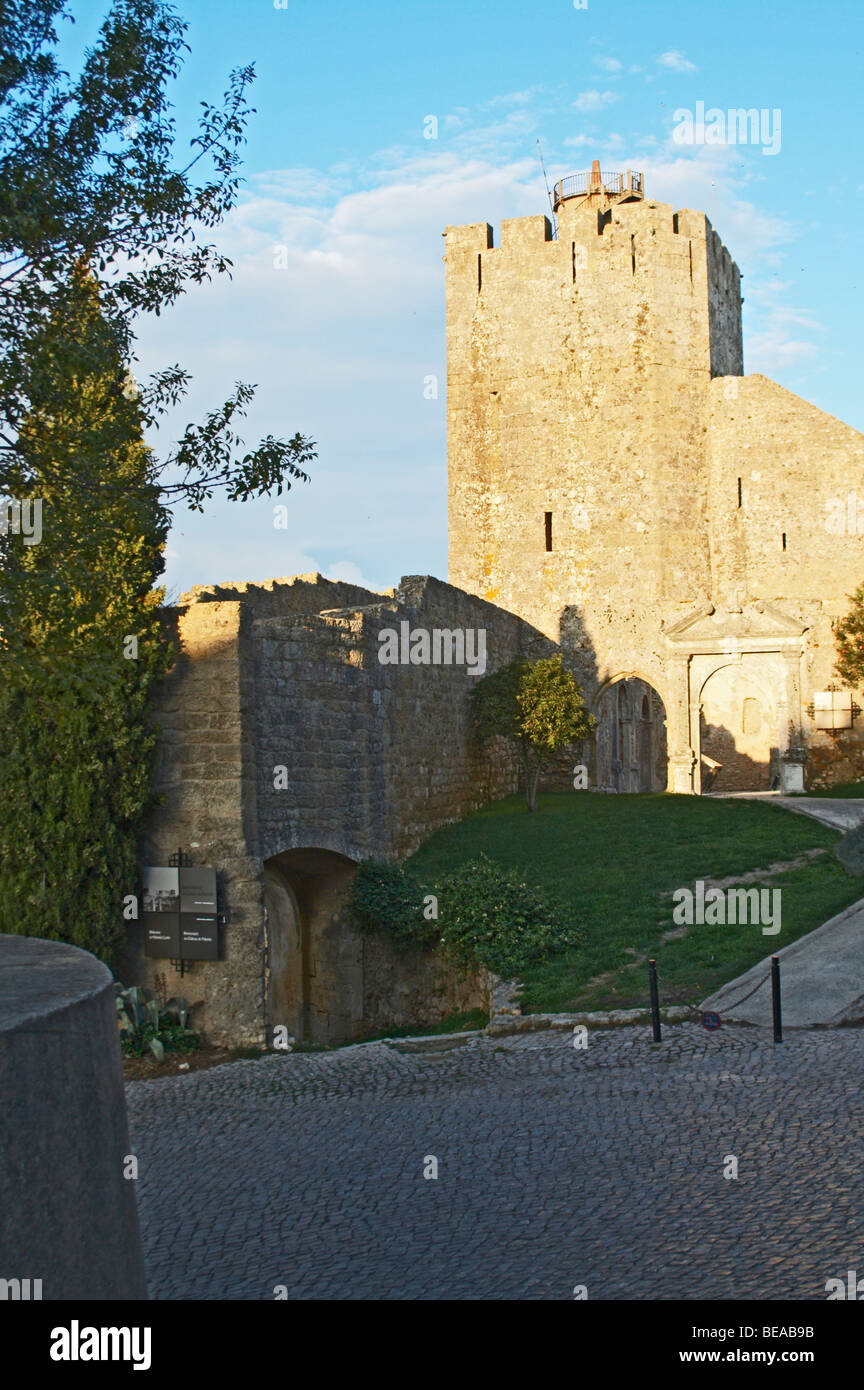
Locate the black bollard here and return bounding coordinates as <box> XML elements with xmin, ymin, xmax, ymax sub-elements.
<box><xmin>771</xmin><ymin>955</ymin><xmax>782</xmax><ymax>1044</ymax></box>
<box><xmin>648</xmin><ymin>958</ymin><xmax>662</xmax><ymax>1042</ymax></box>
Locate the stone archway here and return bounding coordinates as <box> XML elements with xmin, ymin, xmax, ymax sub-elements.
<box><xmin>262</xmin><ymin>846</ymin><xmax>488</xmax><ymax>1047</ymax></box>
<box><xmin>596</xmin><ymin>677</ymin><xmax>668</xmax><ymax>792</ymax></box>
<box><xmin>698</xmin><ymin>663</ymin><xmax>778</xmax><ymax>792</ymax></box>
<box><xmin>663</xmin><ymin>602</ymin><xmax>808</xmax><ymax>795</ymax></box>
<box><xmin>263</xmin><ymin>848</ymin><xmax>360</xmax><ymax>1046</ymax></box>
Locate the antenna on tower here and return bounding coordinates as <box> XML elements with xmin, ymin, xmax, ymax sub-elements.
<box><xmin>536</xmin><ymin>139</ymin><xmax>557</xmax><ymax>233</ymax></box>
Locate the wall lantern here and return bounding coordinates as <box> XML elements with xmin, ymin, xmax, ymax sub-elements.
<box><xmin>806</xmin><ymin>687</ymin><xmax>861</xmax><ymax>737</ymax></box>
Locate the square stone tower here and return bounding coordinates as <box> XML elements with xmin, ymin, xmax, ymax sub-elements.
<box><xmin>444</xmin><ymin>163</ymin><xmax>743</xmax><ymax>679</ymax></box>
<box><xmin>445</xmin><ymin>163</ymin><xmax>864</xmax><ymax>795</ymax></box>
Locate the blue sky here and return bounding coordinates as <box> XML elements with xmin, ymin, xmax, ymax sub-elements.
<box><xmin>67</xmin><ymin>0</ymin><xmax>864</xmax><ymax>598</ymax></box>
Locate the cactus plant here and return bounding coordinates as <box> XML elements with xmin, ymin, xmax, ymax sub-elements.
<box><xmin>115</xmin><ymin>983</ymin><xmax>199</xmax><ymax>1059</ymax></box>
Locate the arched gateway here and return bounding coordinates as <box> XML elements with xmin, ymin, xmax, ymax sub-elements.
<box><xmin>595</xmin><ymin>677</ymin><xmax>668</xmax><ymax>793</ymax></box>
<box><xmin>263</xmin><ymin>848</ymin><xmax>361</xmax><ymax>1047</ymax></box>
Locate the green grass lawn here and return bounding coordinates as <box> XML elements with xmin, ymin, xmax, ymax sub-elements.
<box><xmin>407</xmin><ymin>792</ymin><xmax>863</xmax><ymax>1014</ymax></box>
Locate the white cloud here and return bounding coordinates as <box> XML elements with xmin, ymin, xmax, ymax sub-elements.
<box><xmin>134</xmin><ymin>135</ymin><xmax>547</xmax><ymax>594</ymax></box>
<box><xmin>746</xmin><ymin>323</ymin><xmax>821</xmax><ymax>372</ymax></box>
<box><xmin>487</xmin><ymin>89</ymin><xmax>538</xmax><ymax>107</ymax></box>
<box><xmin>324</xmin><ymin>560</ymin><xmax>385</xmax><ymax>590</ymax></box>
<box><xmin>594</xmin><ymin>57</ymin><xmax>623</xmax><ymax>73</ymax></box>
<box><xmin>741</xmin><ymin>281</ymin><xmax>822</xmax><ymax>374</ymax></box>
<box><xmin>657</xmin><ymin>51</ymin><xmax>697</xmax><ymax>73</ymax></box>
<box><xmin>573</xmin><ymin>90</ymin><xmax>620</xmax><ymax>112</ymax></box>
<box><xmin>130</xmin><ymin>94</ymin><xmax>823</xmax><ymax>596</ymax></box>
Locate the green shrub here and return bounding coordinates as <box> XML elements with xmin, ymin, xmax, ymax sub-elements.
<box><xmin>836</xmin><ymin>824</ymin><xmax>864</xmax><ymax>876</ymax></box>
<box><xmin>349</xmin><ymin>860</ymin><xmax>438</xmax><ymax>951</ymax></box>
<box><xmin>115</xmin><ymin>984</ymin><xmax>200</xmax><ymax>1061</ymax></box>
<box><xmin>350</xmin><ymin>855</ymin><xmax>583</xmax><ymax>979</ymax></box>
<box><xmin>436</xmin><ymin>854</ymin><xmax>582</xmax><ymax>977</ymax></box>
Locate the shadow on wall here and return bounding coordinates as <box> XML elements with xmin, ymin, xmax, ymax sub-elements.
<box><xmin>544</xmin><ymin>605</ymin><xmax>602</xmax><ymax>789</ymax></box>
<box><xmin>263</xmin><ymin>847</ymin><xmax>488</xmax><ymax>1045</ymax></box>
<box><xmin>263</xmin><ymin>848</ymin><xmax>360</xmax><ymax>1047</ymax></box>
<box><xmin>699</xmin><ymin>717</ymin><xmax>778</xmax><ymax>792</ymax></box>
<box><xmin>557</xmin><ymin>607</ymin><xmax>669</xmax><ymax>793</ymax></box>
<box><xmin>699</xmin><ymin>666</ymin><xmax>778</xmax><ymax>791</ymax></box>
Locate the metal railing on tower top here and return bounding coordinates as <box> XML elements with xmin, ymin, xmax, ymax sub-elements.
<box><xmin>553</xmin><ymin>170</ymin><xmax>644</xmax><ymax>206</ymax></box>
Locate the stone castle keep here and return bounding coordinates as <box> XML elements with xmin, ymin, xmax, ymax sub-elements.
<box><xmin>445</xmin><ymin>162</ymin><xmax>864</xmax><ymax>795</ymax></box>
<box><xmin>128</xmin><ymin>163</ymin><xmax>864</xmax><ymax>1046</ymax></box>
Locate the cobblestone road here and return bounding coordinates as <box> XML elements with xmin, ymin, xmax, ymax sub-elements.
<box><xmin>126</xmin><ymin>1022</ymin><xmax>864</xmax><ymax>1300</ymax></box>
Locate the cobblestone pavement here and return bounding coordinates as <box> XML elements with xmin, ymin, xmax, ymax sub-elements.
<box><xmin>126</xmin><ymin>1023</ymin><xmax>864</xmax><ymax>1300</ymax></box>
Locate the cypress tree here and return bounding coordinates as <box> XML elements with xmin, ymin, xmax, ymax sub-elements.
<box><xmin>0</xmin><ymin>267</ymin><xmax>170</xmax><ymax>962</ymax></box>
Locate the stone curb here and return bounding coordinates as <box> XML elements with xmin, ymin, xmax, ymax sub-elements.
<box><xmin>484</xmin><ymin>1004</ymin><xmax>698</xmax><ymax>1036</ymax></box>
<box><xmin>371</xmin><ymin>1005</ymin><xmax>700</xmax><ymax>1049</ymax></box>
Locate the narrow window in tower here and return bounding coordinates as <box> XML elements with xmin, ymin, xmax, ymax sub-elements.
<box><xmin>477</xmin><ymin>253</ymin><xmax>482</xmax><ymax>293</ymax></box>
<box><xmin>737</xmin><ymin>478</ymin><xmax>742</xmax><ymax>508</ymax></box>
<box><xmin>545</xmin><ymin>512</ymin><xmax>553</xmax><ymax>552</ymax></box>
<box><xmin>631</xmin><ymin>234</ymin><xmax>636</xmax><ymax>275</ymax></box>
<box><xmin>688</xmin><ymin>240</ymin><xmax>693</xmax><ymax>289</ymax></box>
<box><xmin>572</xmin><ymin>242</ymin><xmax>576</xmax><ymax>282</ymax></box>
<box><xmin>782</xmin><ymin>532</ymin><xmax>787</xmax><ymax>551</ymax></box>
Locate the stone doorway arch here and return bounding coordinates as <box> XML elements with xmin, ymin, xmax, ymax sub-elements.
<box><xmin>596</xmin><ymin>676</ymin><xmax>668</xmax><ymax>792</ymax></box>
<box><xmin>263</xmin><ymin>848</ymin><xmax>360</xmax><ymax>1046</ymax></box>
<box><xmin>698</xmin><ymin>663</ymin><xmax>778</xmax><ymax>792</ymax></box>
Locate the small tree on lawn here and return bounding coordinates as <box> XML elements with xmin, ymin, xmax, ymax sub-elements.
<box><xmin>833</xmin><ymin>584</ymin><xmax>864</xmax><ymax>689</ymax></box>
<box><xmin>472</xmin><ymin>654</ymin><xmax>596</xmax><ymax>812</ymax></box>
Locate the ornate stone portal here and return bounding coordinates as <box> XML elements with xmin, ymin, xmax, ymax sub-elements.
<box><xmin>664</xmin><ymin>602</ymin><xmax>808</xmax><ymax>795</ymax></box>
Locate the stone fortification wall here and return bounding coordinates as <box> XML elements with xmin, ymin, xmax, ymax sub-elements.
<box><xmin>706</xmin><ymin>374</ymin><xmax>864</xmax><ymax>780</ymax></box>
<box><xmin>445</xmin><ymin>186</ymin><xmax>864</xmax><ymax>793</ymax></box>
<box><xmin>122</xmin><ymin>573</ymin><xmax>552</xmax><ymax>1044</ymax></box>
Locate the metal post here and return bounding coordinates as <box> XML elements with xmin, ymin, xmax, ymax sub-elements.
<box><xmin>648</xmin><ymin>958</ymin><xmax>662</xmax><ymax>1042</ymax></box>
<box><xmin>173</xmin><ymin>849</ymin><xmax>186</xmax><ymax>976</ymax></box>
<box><xmin>771</xmin><ymin>955</ymin><xmax>782</xmax><ymax>1044</ymax></box>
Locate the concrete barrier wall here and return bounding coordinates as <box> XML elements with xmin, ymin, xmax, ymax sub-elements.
<box><xmin>0</xmin><ymin>936</ymin><xmax>148</xmax><ymax>1300</ymax></box>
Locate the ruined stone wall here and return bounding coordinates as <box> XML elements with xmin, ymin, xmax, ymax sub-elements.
<box><xmin>129</xmin><ymin>573</ymin><xmax>552</xmax><ymax>1043</ymax></box>
<box><xmin>444</xmin><ymin>195</ymin><xmax>743</xmax><ymax>701</ymax></box>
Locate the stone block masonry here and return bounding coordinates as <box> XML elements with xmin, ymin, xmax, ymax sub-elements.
<box><xmin>122</xmin><ymin>574</ymin><xmax>553</xmax><ymax>1045</ymax></box>
<box><xmin>445</xmin><ymin>170</ymin><xmax>864</xmax><ymax>796</ymax></box>
<box><xmin>125</xmin><ymin>167</ymin><xmax>864</xmax><ymax>1045</ymax></box>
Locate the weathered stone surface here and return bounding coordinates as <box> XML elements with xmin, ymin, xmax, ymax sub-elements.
<box><xmin>124</xmin><ymin>575</ymin><xmax>551</xmax><ymax>1045</ymax></box>
<box><xmin>0</xmin><ymin>936</ymin><xmax>148</xmax><ymax>1299</ymax></box>
<box><xmin>445</xmin><ymin>179</ymin><xmax>864</xmax><ymax>795</ymax></box>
